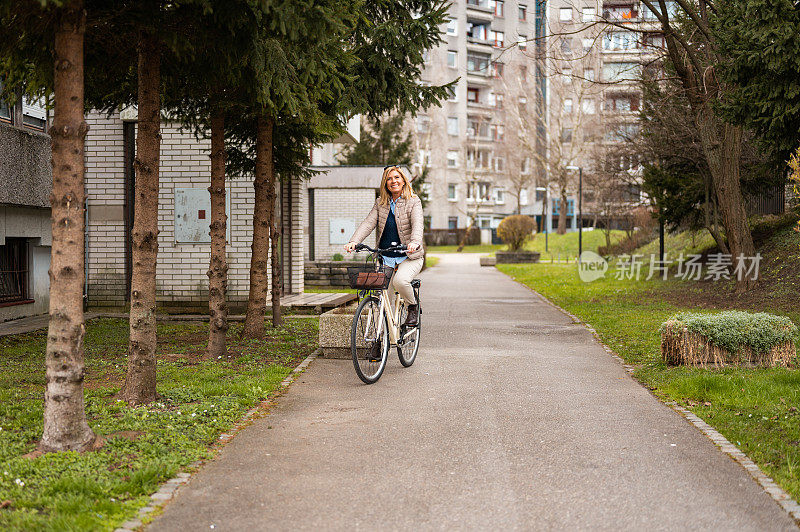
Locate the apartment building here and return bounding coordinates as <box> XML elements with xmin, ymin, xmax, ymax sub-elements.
<box><xmin>0</xmin><ymin>95</ymin><xmax>52</xmax><ymax>322</ymax></box>
<box><xmin>415</xmin><ymin>0</ymin><xmax>566</xmax><ymax>235</ymax></box>
<box><xmin>545</xmin><ymin>0</ymin><xmax>661</xmax><ymax>228</ymax></box>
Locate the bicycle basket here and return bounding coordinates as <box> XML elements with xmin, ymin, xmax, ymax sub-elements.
<box><xmin>347</xmin><ymin>265</ymin><xmax>393</xmax><ymax>290</ymax></box>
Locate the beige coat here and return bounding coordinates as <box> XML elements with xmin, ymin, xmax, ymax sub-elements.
<box><xmin>350</xmin><ymin>195</ymin><xmax>425</xmax><ymax>260</ymax></box>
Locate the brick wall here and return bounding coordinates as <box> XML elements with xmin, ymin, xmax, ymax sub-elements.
<box><xmin>311</xmin><ymin>188</ymin><xmax>377</xmax><ymax>261</ymax></box>
<box><xmin>84</xmin><ymin>110</ymin><xmax>304</xmax><ymax>309</ymax></box>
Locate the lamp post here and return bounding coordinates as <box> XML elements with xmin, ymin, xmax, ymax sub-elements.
<box><xmin>535</xmin><ymin>186</ymin><xmax>548</xmax><ymax>252</ymax></box>
<box><xmin>566</xmin><ymin>165</ymin><xmax>583</xmax><ymax>261</ymax></box>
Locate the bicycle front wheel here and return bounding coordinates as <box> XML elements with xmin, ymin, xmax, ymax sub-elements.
<box><xmin>351</xmin><ymin>296</ymin><xmax>389</xmax><ymax>384</ymax></box>
<box><xmin>397</xmin><ymin>305</ymin><xmax>420</xmax><ymax>367</ymax></box>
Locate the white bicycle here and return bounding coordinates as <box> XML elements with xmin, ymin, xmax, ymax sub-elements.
<box><xmin>348</xmin><ymin>243</ymin><xmax>422</xmax><ymax>384</ymax></box>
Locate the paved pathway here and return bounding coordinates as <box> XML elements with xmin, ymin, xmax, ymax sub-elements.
<box><xmin>150</xmin><ymin>254</ymin><xmax>796</xmax><ymax>531</ymax></box>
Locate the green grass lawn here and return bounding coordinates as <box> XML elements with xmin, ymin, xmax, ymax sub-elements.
<box><xmin>0</xmin><ymin>318</ymin><xmax>318</xmax><ymax>530</ymax></box>
<box><xmin>427</xmin><ymin>229</ymin><xmax>626</xmax><ymax>262</ymax></box>
<box><xmin>497</xmin><ymin>262</ymin><xmax>800</xmax><ymax>502</ymax></box>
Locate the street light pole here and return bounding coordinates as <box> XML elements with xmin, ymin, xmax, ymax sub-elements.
<box><xmin>578</xmin><ymin>166</ymin><xmax>583</xmax><ymax>259</ymax></box>
<box><xmin>566</xmin><ymin>165</ymin><xmax>583</xmax><ymax>262</ymax></box>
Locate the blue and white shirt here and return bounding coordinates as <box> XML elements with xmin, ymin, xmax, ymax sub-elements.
<box><xmin>382</xmin><ymin>199</ymin><xmax>408</xmax><ymax>269</ymax></box>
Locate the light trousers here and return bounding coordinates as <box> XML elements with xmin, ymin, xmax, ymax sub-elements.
<box><xmin>389</xmin><ymin>257</ymin><xmax>423</xmax><ymax>306</ymax></box>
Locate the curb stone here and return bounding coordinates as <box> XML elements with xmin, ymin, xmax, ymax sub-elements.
<box><xmin>521</xmin><ymin>285</ymin><xmax>800</xmax><ymax>526</ymax></box>
<box><xmin>114</xmin><ymin>349</ymin><xmax>320</xmax><ymax>532</ymax></box>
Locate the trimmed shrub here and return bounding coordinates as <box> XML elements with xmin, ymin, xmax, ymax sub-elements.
<box><xmin>332</xmin><ymin>253</ymin><xmax>344</xmax><ymax>261</ymax></box>
<box><xmin>497</xmin><ymin>215</ymin><xmax>537</xmax><ymax>251</ymax></box>
<box><xmin>660</xmin><ymin>311</ymin><xmax>797</xmax><ymax>367</ymax></box>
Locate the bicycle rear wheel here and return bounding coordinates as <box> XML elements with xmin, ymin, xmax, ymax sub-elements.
<box><xmin>351</xmin><ymin>296</ymin><xmax>389</xmax><ymax>384</ymax></box>
<box><xmin>397</xmin><ymin>304</ymin><xmax>420</xmax><ymax>367</ymax></box>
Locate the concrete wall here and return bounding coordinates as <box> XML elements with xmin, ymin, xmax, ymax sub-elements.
<box><xmin>0</xmin><ymin>123</ymin><xmax>51</xmax><ymax>209</ymax></box>
<box><xmin>310</xmin><ymin>187</ymin><xmax>377</xmax><ymax>261</ymax></box>
<box><xmin>0</xmin><ymin>122</ymin><xmax>53</xmax><ymax>322</ymax></box>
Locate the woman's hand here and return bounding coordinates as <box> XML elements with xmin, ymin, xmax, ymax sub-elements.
<box><xmin>406</xmin><ymin>243</ymin><xmax>420</xmax><ymax>254</ymax></box>
<box><xmin>344</xmin><ymin>242</ymin><xmax>357</xmax><ymax>253</ymax></box>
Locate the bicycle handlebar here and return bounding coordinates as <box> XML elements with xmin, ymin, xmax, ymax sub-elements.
<box><xmin>355</xmin><ymin>243</ymin><xmax>407</xmax><ymax>254</ymax></box>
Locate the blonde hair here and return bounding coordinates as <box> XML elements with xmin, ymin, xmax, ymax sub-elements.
<box><xmin>379</xmin><ymin>166</ymin><xmax>416</xmax><ymax>206</ymax></box>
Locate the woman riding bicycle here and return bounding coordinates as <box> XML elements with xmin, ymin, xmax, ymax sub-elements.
<box><xmin>344</xmin><ymin>165</ymin><xmax>424</xmax><ymax>327</ymax></box>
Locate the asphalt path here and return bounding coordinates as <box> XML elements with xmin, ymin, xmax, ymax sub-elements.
<box><xmin>150</xmin><ymin>253</ymin><xmax>796</xmax><ymax>531</ymax></box>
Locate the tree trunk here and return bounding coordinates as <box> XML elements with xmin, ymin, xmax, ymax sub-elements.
<box><xmin>268</xmin><ymin>188</ymin><xmax>282</xmax><ymax>327</ymax></box>
<box><xmin>121</xmin><ymin>32</ymin><xmax>160</xmax><ymax>405</ymax></box>
<box><xmin>207</xmin><ymin>107</ymin><xmax>228</xmax><ymax>357</ymax></box>
<box><xmin>557</xmin><ymin>187</ymin><xmax>568</xmax><ymax>235</ymax></box>
<box><xmin>242</xmin><ymin>115</ymin><xmax>273</xmax><ymax>338</ymax></box>
<box><xmin>41</xmin><ymin>0</ymin><xmax>96</xmax><ymax>453</ymax></box>
<box><xmin>695</xmin><ymin>110</ymin><xmax>755</xmax><ymax>291</ymax></box>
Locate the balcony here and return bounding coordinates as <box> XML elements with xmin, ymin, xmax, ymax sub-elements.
<box><xmin>466</xmin><ymin>0</ymin><xmax>494</xmax><ymax>19</ymax></box>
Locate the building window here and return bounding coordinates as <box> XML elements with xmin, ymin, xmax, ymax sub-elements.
<box><xmin>535</xmin><ymin>188</ymin><xmax>545</xmax><ymax>202</ymax></box>
<box><xmin>494</xmin><ymin>188</ymin><xmax>506</xmax><ymax>204</ymax></box>
<box><xmin>447</xmin><ymin>17</ymin><xmax>458</xmax><ymax>35</ymax></box>
<box><xmin>490</xmin><ymin>124</ymin><xmax>505</xmax><ymax>141</ymax></box>
<box><xmin>582</xmin><ymin>37</ymin><xmax>593</xmax><ymax>51</ymax></box>
<box><xmin>518</xmin><ymin>35</ymin><xmax>527</xmax><ymax>51</ymax></box>
<box><xmin>519</xmin><ymin>188</ymin><xmax>529</xmax><ymax>205</ymax></box>
<box><xmin>563</xmin><ymin>98</ymin><xmax>573</xmax><ymax>113</ymax></box>
<box><xmin>493</xmin><ymin>92</ymin><xmax>504</xmax><ymax>109</ymax></box>
<box><xmin>447</xmin><ymin>50</ymin><xmax>458</xmax><ymax>68</ymax></box>
<box><xmin>448</xmin><ymin>216</ymin><xmax>459</xmax><ymax>229</ymax></box>
<box><xmin>603</xmin><ymin>31</ymin><xmax>639</xmax><ymax>51</ymax></box>
<box><xmin>420</xmin><ymin>183</ymin><xmax>432</xmax><ymax>202</ymax></box>
<box><xmin>643</xmin><ymin>32</ymin><xmax>665</xmax><ymax>48</ymax></box>
<box><xmin>606</xmin><ymin>94</ymin><xmax>640</xmax><ymax>112</ymax></box>
<box><xmin>492</xmin><ymin>62</ymin><xmax>504</xmax><ymax>78</ymax></box>
<box><xmin>447</xmin><ymin>150</ymin><xmax>459</xmax><ymax>168</ymax></box>
<box><xmin>520</xmin><ymin>64</ymin><xmax>527</xmax><ymax>81</ymax></box>
<box><xmin>447</xmin><ymin>116</ymin><xmax>459</xmax><ymax>135</ymax></box>
<box><xmin>519</xmin><ymin>4</ymin><xmax>527</xmax><ymax>20</ymax></box>
<box><xmin>603</xmin><ymin>4</ymin><xmax>638</xmax><ymax>21</ymax></box>
<box><xmin>422</xmin><ymin>49</ymin><xmax>430</xmax><ymax>64</ymax></box>
<box><xmin>559</xmin><ymin>7</ymin><xmax>572</xmax><ymax>21</ymax></box>
<box><xmin>518</xmin><ymin>95</ymin><xmax>527</xmax><ymax>114</ymax></box>
<box><xmin>561</xmin><ymin>127</ymin><xmax>573</xmax><ymax>143</ymax></box>
<box><xmin>467</xmin><ymin>21</ymin><xmax>490</xmax><ymax>41</ymax></box>
<box><xmin>561</xmin><ymin>69</ymin><xmax>572</xmax><ymax>83</ymax></box>
<box><xmin>493</xmin><ymin>30</ymin><xmax>505</xmax><ymax>47</ymax></box>
<box><xmin>467</xmin><ymin>52</ymin><xmax>491</xmax><ymax>74</ymax></box>
<box><xmin>447</xmin><ymin>85</ymin><xmax>458</xmax><ymax>101</ymax></box>
<box><xmin>22</xmin><ymin>97</ymin><xmax>47</xmax><ymax>131</ymax></box>
<box><xmin>605</xmin><ymin>123</ymin><xmax>639</xmax><ymax>142</ymax></box>
<box><xmin>582</xmin><ymin>7</ymin><xmax>596</xmax><ymax>21</ymax></box>
<box><xmin>521</xmin><ymin>157</ymin><xmax>531</xmax><ymax>174</ymax></box>
<box><xmin>448</xmin><ymin>183</ymin><xmax>458</xmax><ymax>200</ymax></box>
<box><xmin>584</xmin><ymin>68</ymin><xmax>595</xmax><ymax>81</ymax></box>
<box><xmin>467</xmin><ymin>181</ymin><xmax>491</xmax><ymax>201</ymax></box>
<box><xmin>418</xmin><ymin>149</ymin><xmax>431</xmax><ymax>167</ymax></box>
<box><xmin>603</xmin><ymin>62</ymin><xmax>641</xmax><ymax>82</ymax></box>
<box><xmin>467</xmin><ymin>87</ymin><xmax>480</xmax><ymax>104</ymax></box>
<box><xmin>582</xmin><ymin>98</ymin><xmax>596</xmax><ymax>114</ymax></box>
<box><xmin>417</xmin><ymin>115</ymin><xmax>430</xmax><ymax>133</ymax></box>
<box><xmin>560</xmin><ymin>38</ymin><xmax>572</xmax><ymax>55</ymax></box>
<box><xmin>490</xmin><ymin>0</ymin><xmax>505</xmax><ymax>16</ymax></box>
<box><xmin>493</xmin><ymin>156</ymin><xmax>505</xmax><ymax>171</ymax></box>
<box><xmin>0</xmin><ymin>238</ymin><xmax>30</xmax><ymax>304</ymax></box>
<box><xmin>467</xmin><ymin>148</ymin><xmax>490</xmax><ymax>169</ymax></box>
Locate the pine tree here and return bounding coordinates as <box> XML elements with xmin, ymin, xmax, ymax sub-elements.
<box><xmin>1</xmin><ymin>0</ymin><xmax>97</xmax><ymax>451</ymax></box>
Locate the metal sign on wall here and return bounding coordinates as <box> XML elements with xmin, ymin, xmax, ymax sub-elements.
<box><xmin>174</xmin><ymin>188</ymin><xmax>231</xmax><ymax>243</ymax></box>
<box><xmin>329</xmin><ymin>218</ymin><xmax>356</xmax><ymax>245</ymax></box>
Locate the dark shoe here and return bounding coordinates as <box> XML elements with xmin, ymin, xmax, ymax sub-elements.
<box><xmin>368</xmin><ymin>342</ymin><xmax>382</xmax><ymax>361</ymax></box>
<box><xmin>403</xmin><ymin>305</ymin><xmax>419</xmax><ymax>328</ymax></box>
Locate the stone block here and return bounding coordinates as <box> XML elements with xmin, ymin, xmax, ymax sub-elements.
<box><xmin>495</xmin><ymin>251</ymin><xmax>541</xmax><ymax>264</ymax></box>
<box><xmin>319</xmin><ymin>306</ymin><xmax>365</xmax><ymax>359</ymax></box>
<box><xmin>479</xmin><ymin>256</ymin><xmax>496</xmax><ymax>267</ymax></box>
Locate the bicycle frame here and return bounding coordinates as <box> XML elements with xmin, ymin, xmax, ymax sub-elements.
<box><xmin>360</xmin><ymin>284</ymin><xmax>416</xmax><ymax>347</ymax></box>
